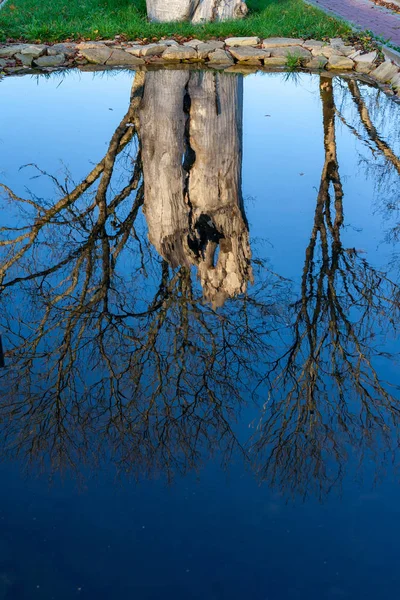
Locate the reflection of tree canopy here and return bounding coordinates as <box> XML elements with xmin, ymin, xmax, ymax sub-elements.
<box><xmin>0</xmin><ymin>70</ymin><xmax>287</xmax><ymax>479</ymax></box>
<box><xmin>335</xmin><ymin>78</ymin><xmax>400</xmax><ymax>243</ymax></box>
<box><xmin>0</xmin><ymin>70</ymin><xmax>400</xmax><ymax>498</ymax></box>
<box><xmin>253</xmin><ymin>76</ymin><xmax>400</xmax><ymax>499</ymax></box>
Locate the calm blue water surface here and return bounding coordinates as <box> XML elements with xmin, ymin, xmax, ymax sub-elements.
<box><xmin>0</xmin><ymin>69</ymin><xmax>400</xmax><ymax>599</ymax></box>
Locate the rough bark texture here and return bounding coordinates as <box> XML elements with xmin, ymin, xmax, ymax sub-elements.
<box><xmin>139</xmin><ymin>70</ymin><xmax>253</xmax><ymax>307</ymax></box>
<box><xmin>187</xmin><ymin>72</ymin><xmax>252</xmax><ymax>307</ymax></box>
<box><xmin>139</xmin><ymin>70</ymin><xmax>190</xmax><ymax>267</ymax></box>
<box><xmin>145</xmin><ymin>0</ymin><xmax>247</xmax><ymax>23</ymax></box>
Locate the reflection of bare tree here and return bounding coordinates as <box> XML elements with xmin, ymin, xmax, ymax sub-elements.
<box><xmin>347</xmin><ymin>80</ymin><xmax>400</xmax><ymax>250</ymax></box>
<box><xmin>140</xmin><ymin>70</ymin><xmax>253</xmax><ymax>308</ymax></box>
<box><xmin>0</xmin><ymin>262</ymin><xmax>283</xmax><ymax>479</ymax></box>
<box><xmin>253</xmin><ymin>76</ymin><xmax>400</xmax><ymax>499</ymax></box>
<box><xmin>347</xmin><ymin>79</ymin><xmax>400</xmax><ymax>176</ymax></box>
<box><xmin>0</xmin><ymin>73</ymin><xmax>145</xmax><ymax>290</ymax></box>
<box><xmin>0</xmin><ymin>70</ymin><xmax>285</xmax><ymax>479</ymax></box>
<box><xmin>335</xmin><ymin>78</ymin><xmax>400</xmax><ymax>244</ymax></box>
<box><xmin>0</xmin><ymin>71</ymin><xmax>400</xmax><ymax>498</ymax></box>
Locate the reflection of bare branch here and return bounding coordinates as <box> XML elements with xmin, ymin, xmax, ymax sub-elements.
<box><xmin>0</xmin><ymin>73</ymin><xmax>145</xmax><ymax>289</ymax></box>
<box><xmin>253</xmin><ymin>76</ymin><xmax>400</xmax><ymax>500</ymax></box>
<box><xmin>334</xmin><ymin>79</ymin><xmax>400</xmax><ymax>248</ymax></box>
<box><xmin>0</xmin><ymin>70</ymin><xmax>288</xmax><ymax>481</ymax></box>
<box><xmin>0</xmin><ymin>253</ymin><xmax>285</xmax><ymax>479</ymax></box>
<box><xmin>347</xmin><ymin>79</ymin><xmax>400</xmax><ymax>175</ymax></box>
<box><xmin>1</xmin><ymin>70</ymin><xmax>400</xmax><ymax>499</ymax></box>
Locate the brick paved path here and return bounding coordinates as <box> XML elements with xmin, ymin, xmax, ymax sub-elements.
<box><xmin>310</xmin><ymin>0</ymin><xmax>400</xmax><ymax>46</ymax></box>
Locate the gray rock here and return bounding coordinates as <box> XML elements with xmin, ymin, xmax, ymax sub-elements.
<box><xmin>79</xmin><ymin>45</ymin><xmax>144</xmax><ymax>66</ymax></box>
<box><xmin>80</xmin><ymin>46</ymin><xmax>112</xmax><ymax>64</ymax></box>
<box><xmin>303</xmin><ymin>39</ymin><xmax>325</xmax><ymax>50</ymax></box>
<box><xmin>140</xmin><ymin>43</ymin><xmax>168</xmax><ymax>57</ymax></box>
<box><xmin>269</xmin><ymin>46</ymin><xmax>311</xmax><ymax>60</ymax></box>
<box><xmin>354</xmin><ymin>61</ymin><xmax>375</xmax><ymax>74</ymax></box>
<box><xmin>20</xmin><ymin>44</ymin><xmax>47</xmax><ymax>58</ymax></box>
<box><xmin>305</xmin><ymin>56</ymin><xmax>328</xmax><ymax>69</ymax></box>
<box><xmin>207</xmin><ymin>40</ymin><xmax>225</xmax><ymax>50</ymax></box>
<box><xmin>330</xmin><ymin>37</ymin><xmax>345</xmax><ymax>48</ymax></box>
<box><xmin>162</xmin><ymin>45</ymin><xmax>197</xmax><ymax>61</ymax></box>
<box><xmin>354</xmin><ymin>51</ymin><xmax>377</xmax><ymax>74</ymax></box>
<box><xmin>197</xmin><ymin>43</ymin><xmax>221</xmax><ymax>60</ymax></box>
<box><xmin>0</xmin><ymin>44</ymin><xmax>27</xmax><ymax>58</ymax></box>
<box><xmin>225</xmin><ymin>36</ymin><xmax>259</xmax><ymax>47</ymax></box>
<box><xmin>340</xmin><ymin>46</ymin><xmax>356</xmax><ymax>57</ymax></box>
<box><xmin>370</xmin><ymin>60</ymin><xmax>399</xmax><ymax>83</ymax></box>
<box><xmin>229</xmin><ymin>46</ymin><xmax>269</xmax><ymax>64</ymax></box>
<box><xmin>263</xmin><ymin>37</ymin><xmax>304</xmax><ymax>48</ymax></box>
<box><xmin>2</xmin><ymin>59</ymin><xmax>16</xmax><ymax>68</ymax></box>
<box><xmin>263</xmin><ymin>56</ymin><xmax>288</xmax><ymax>66</ymax></box>
<box><xmin>106</xmin><ymin>49</ymin><xmax>145</xmax><ymax>65</ymax></box>
<box><xmin>327</xmin><ymin>55</ymin><xmax>354</xmax><ymax>70</ymax></box>
<box><xmin>15</xmin><ymin>52</ymin><xmax>34</xmax><ymax>66</ymax></box>
<box><xmin>208</xmin><ymin>49</ymin><xmax>234</xmax><ymax>65</ymax></box>
<box><xmin>313</xmin><ymin>46</ymin><xmax>344</xmax><ymax>58</ymax></box>
<box><xmin>125</xmin><ymin>45</ymin><xmax>143</xmax><ymax>57</ymax></box>
<box><xmin>144</xmin><ymin>56</ymin><xmax>166</xmax><ymax>65</ymax></box>
<box><xmin>348</xmin><ymin>50</ymin><xmax>361</xmax><ymax>60</ymax></box>
<box><xmin>183</xmin><ymin>39</ymin><xmax>203</xmax><ymax>48</ymax></box>
<box><xmin>391</xmin><ymin>73</ymin><xmax>400</xmax><ymax>91</ymax></box>
<box><xmin>48</xmin><ymin>43</ymin><xmax>76</xmax><ymax>58</ymax></box>
<box><xmin>162</xmin><ymin>39</ymin><xmax>179</xmax><ymax>46</ymax></box>
<box><xmin>77</xmin><ymin>42</ymin><xmax>108</xmax><ymax>49</ymax></box>
<box><xmin>356</xmin><ymin>51</ymin><xmax>377</xmax><ymax>63</ymax></box>
<box><xmin>0</xmin><ymin>59</ymin><xmax>6</xmax><ymax>68</ymax></box>
<box><xmin>34</xmin><ymin>54</ymin><xmax>66</xmax><ymax>67</ymax></box>
<box><xmin>4</xmin><ymin>66</ymin><xmax>26</xmax><ymax>74</ymax></box>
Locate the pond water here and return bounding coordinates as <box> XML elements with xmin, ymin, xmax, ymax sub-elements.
<box><xmin>0</xmin><ymin>68</ymin><xmax>400</xmax><ymax>599</ymax></box>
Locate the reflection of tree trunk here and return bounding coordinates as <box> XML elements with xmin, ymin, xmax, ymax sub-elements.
<box><xmin>139</xmin><ymin>70</ymin><xmax>253</xmax><ymax>307</ymax></box>
<box><xmin>301</xmin><ymin>76</ymin><xmax>344</xmax><ymax>372</ymax></box>
<box><xmin>139</xmin><ymin>70</ymin><xmax>191</xmax><ymax>267</ymax></box>
<box><xmin>145</xmin><ymin>0</ymin><xmax>247</xmax><ymax>23</ymax></box>
<box><xmin>187</xmin><ymin>72</ymin><xmax>252</xmax><ymax>307</ymax></box>
<box><xmin>307</xmin><ymin>76</ymin><xmax>344</xmax><ymax>268</ymax></box>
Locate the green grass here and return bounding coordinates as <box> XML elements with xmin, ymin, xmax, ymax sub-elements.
<box><xmin>286</xmin><ymin>51</ymin><xmax>303</xmax><ymax>70</ymax></box>
<box><xmin>0</xmin><ymin>0</ymin><xmax>352</xmax><ymax>43</ymax></box>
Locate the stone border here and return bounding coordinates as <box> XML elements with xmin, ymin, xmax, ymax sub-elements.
<box><xmin>0</xmin><ymin>37</ymin><xmax>399</xmax><ymax>99</ymax></box>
